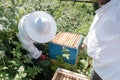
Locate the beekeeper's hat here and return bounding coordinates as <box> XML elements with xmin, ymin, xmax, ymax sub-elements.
<box><xmin>18</xmin><ymin>11</ymin><xmax>57</xmax><ymax>43</ymax></box>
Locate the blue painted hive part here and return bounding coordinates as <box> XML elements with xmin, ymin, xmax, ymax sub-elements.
<box><xmin>48</xmin><ymin>32</ymin><xmax>83</xmax><ymax>64</ymax></box>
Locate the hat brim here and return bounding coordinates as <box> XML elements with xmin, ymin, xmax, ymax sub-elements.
<box><xmin>25</xmin><ymin>11</ymin><xmax>57</xmax><ymax>43</ymax></box>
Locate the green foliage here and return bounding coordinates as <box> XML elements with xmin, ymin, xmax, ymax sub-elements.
<box><xmin>0</xmin><ymin>29</ymin><xmax>44</xmax><ymax>80</ymax></box>
<box><xmin>77</xmin><ymin>49</ymin><xmax>92</xmax><ymax>76</ymax></box>
<box><xmin>0</xmin><ymin>0</ymin><xmax>94</xmax><ymax>79</ymax></box>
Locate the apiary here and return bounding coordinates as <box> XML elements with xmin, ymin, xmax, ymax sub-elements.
<box><xmin>52</xmin><ymin>68</ymin><xmax>90</xmax><ymax>80</ymax></box>
<box><xmin>48</xmin><ymin>32</ymin><xmax>83</xmax><ymax>64</ymax></box>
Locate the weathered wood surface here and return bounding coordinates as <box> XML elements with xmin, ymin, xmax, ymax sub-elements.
<box><xmin>52</xmin><ymin>68</ymin><xmax>90</xmax><ymax>80</ymax></box>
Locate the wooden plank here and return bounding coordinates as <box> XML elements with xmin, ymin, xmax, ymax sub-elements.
<box><xmin>56</xmin><ymin>73</ymin><xmax>61</xmax><ymax>80</ymax></box>
<box><xmin>52</xmin><ymin>72</ymin><xmax>59</xmax><ymax>80</ymax></box>
<box><xmin>65</xmin><ymin>32</ymin><xmax>74</xmax><ymax>46</ymax></box>
<box><xmin>68</xmin><ymin>33</ymin><xmax>77</xmax><ymax>47</ymax></box>
<box><xmin>56</xmin><ymin>68</ymin><xmax>90</xmax><ymax>80</ymax></box>
<box><xmin>71</xmin><ymin>34</ymin><xmax>79</xmax><ymax>47</ymax></box>
<box><xmin>60</xmin><ymin>73</ymin><xmax>64</xmax><ymax>79</ymax></box>
<box><xmin>52</xmin><ymin>32</ymin><xmax>63</xmax><ymax>43</ymax></box>
<box><xmin>73</xmin><ymin>35</ymin><xmax>81</xmax><ymax>48</ymax></box>
<box><xmin>60</xmin><ymin>0</ymin><xmax>93</xmax><ymax>3</ymax></box>
<box><xmin>51</xmin><ymin>32</ymin><xmax>83</xmax><ymax>48</ymax></box>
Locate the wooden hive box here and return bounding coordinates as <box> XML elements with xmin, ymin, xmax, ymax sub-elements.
<box><xmin>48</xmin><ymin>32</ymin><xmax>83</xmax><ymax>64</ymax></box>
<box><xmin>52</xmin><ymin>68</ymin><xmax>90</xmax><ymax>80</ymax></box>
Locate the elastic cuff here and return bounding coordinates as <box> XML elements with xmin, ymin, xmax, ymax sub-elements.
<box><xmin>32</xmin><ymin>50</ymin><xmax>42</xmax><ymax>59</ymax></box>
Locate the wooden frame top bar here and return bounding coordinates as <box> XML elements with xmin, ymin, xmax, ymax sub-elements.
<box><xmin>51</xmin><ymin>32</ymin><xmax>83</xmax><ymax>48</ymax></box>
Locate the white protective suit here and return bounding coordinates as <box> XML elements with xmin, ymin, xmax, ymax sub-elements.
<box><xmin>84</xmin><ymin>0</ymin><xmax>120</xmax><ymax>80</ymax></box>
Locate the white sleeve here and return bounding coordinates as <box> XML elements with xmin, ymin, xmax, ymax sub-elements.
<box><xmin>26</xmin><ymin>43</ymin><xmax>42</xmax><ymax>59</ymax></box>
<box><xmin>17</xmin><ymin>33</ymin><xmax>42</xmax><ymax>59</ymax></box>
<box><xmin>83</xmin><ymin>35</ymin><xmax>88</xmax><ymax>45</ymax></box>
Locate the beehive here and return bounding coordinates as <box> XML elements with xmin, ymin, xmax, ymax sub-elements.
<box><xmin>48</xmin><ymin>32</ymin><xmax>83</xmax><ymax>64</ymax></box>
<box><xmin>52</xmin><ymin>68</ymin><xmax>90</xmax><ymax>80</ymax></box>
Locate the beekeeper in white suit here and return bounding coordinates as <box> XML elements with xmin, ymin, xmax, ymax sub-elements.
<box><xmin>81</xmin><ymin>0</ymin><xmax>120</xmax><ymax>80</ymax></box>
<box><xmin>18</xmin><ymin>11</ymin><xmax>57</xmax><ymax>60</ymax></box>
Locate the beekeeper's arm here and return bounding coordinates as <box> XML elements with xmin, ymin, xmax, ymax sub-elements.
<box><xmin>17</xmin><ymin>32</ymin><xmax>42</xmax><ymax>59</ymax></box>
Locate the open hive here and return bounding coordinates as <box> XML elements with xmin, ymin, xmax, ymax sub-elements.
<box><xmin>51</xmin><ymin>32</ymin><xmax>83</xmax><ymax>48</ymax></box>
<box><xmin>48</xmin><ymin>32</ymin><xmax>83</xmax><ymax>64</ymax></box>
<box><xmin>52</xmin><ymin>68</ymin><xmax>90</xmax><ymax>80</ymax></box>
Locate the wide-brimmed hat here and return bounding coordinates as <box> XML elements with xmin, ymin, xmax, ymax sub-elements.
<box><xmin>19</xmin><ymin>11</ymin><xmax>57</xmax><ymax>43</ymax></box>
